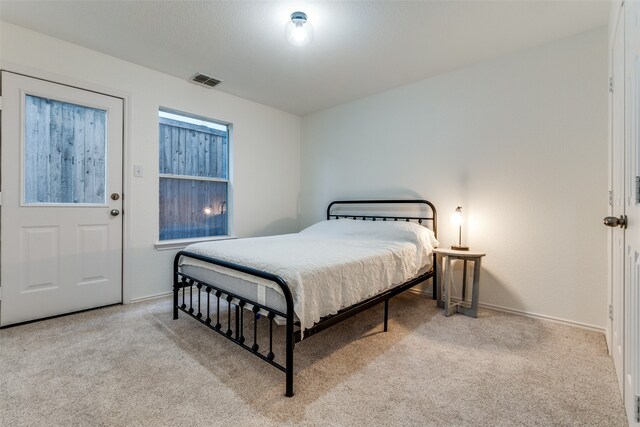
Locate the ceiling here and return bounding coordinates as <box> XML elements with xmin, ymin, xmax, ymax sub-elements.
<box><xmin>0</xmin><ymin>1</ymin><xmax>609</xmax><ymax>116</ymax></box>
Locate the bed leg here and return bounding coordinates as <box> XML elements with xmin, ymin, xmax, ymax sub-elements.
<box><xmin>383</xmin><ymin>299</ymin><xmax>389</xmax><ymax>332</ymax></box>
<box><xmin>173</xmin><ymin>283</ymin><xmax>179</xmax><ymax>320</ymax></box>
<box><xmin>432</xmin><ymin>254</ymin><xmax>438</xmax><ymax>300</ymax></box>
<box><xmin>173</xmin><ymin>254</ymin><xmax>180</xmax><ymax>320</ymax></box>
<box><xmin>285</xmin><ymin>316</ymin><xmax>295</xmax><ymax>397</ymax></box>
<box><xmin>285</xmin><ymin>370</ymin><xmax>294</xmax><ymax>397</ymax></box>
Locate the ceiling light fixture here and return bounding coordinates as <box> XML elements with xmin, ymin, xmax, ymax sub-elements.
<box><xmin>286</xmin><ymin>11</ymin><xmax>313</xmax><ymax>46</ymax></box>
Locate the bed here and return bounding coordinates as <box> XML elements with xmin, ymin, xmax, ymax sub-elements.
<box><xmin>173</xmin><ymin>199</ymin><xmax>438</xmax><ymax>396</ymax></box>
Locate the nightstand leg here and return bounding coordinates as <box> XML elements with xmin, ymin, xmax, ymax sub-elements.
<box><xmin>469</xmin><ymin>258</ymin><xmax>481</xmax><ymax>317</ymax></box>
<box><xmin>444</xmin><ymin>255</ymin><xmax>455</xmax><ymax>316</ymax></box>
<box><xmin>462</xmin><ymin>259</ymin><xmax>468</xmax><ymax>303</ymax></box>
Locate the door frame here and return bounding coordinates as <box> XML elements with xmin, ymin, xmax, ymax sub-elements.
<box><xmin>0</xmin><ymin>61</ymin><xmax>134</xmax><ymax>305</ymax></box>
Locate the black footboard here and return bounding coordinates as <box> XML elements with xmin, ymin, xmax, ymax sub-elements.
<box><xmin>173</xmin><ymin>251</ymin><xmax>296</xmax><ymax>397</ymax></box>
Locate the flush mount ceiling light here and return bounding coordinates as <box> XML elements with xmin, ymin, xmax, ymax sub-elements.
<box><xmin>286</xmin><ymin>11</ymin><xmax>313</xmax><ymax>46</ymax></box>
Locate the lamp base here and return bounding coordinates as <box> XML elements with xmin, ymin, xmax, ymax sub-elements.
<box><xmin>451</xmin><ymin>244</ymin><xmax>469</xmax><ymax>251</ymax></box>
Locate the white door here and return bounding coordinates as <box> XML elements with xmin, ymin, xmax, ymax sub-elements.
<box><xmin>610</xmin><ymin>3</ymin><xmax>626</xmax><ymax>396</ymax></box>
<box><xmin>1</xmin><ymin>72</ymin><xmax>123</xmax><ymax>327</ymax></box>
<box><xmin>624</xmin><ymin>1</ymin><xmax>640</xmax><ymax>423</ymax></box>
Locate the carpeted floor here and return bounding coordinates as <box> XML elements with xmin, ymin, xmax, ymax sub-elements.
<box><xmin>0</xmin><ymin>293</ymin><xmax>628</xmax><ymax>426</ymax></box>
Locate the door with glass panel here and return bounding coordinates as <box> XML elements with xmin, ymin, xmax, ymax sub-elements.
<box><xmin>1</xmin><ymin>72</ymin><xmax>123</xmax><ymax>326</ymax></box>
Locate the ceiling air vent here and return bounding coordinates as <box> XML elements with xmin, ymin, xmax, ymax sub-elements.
<box><xmin>190</xmin><ymin>73</ymin><xmax>221</xmax><ymax>88</ymax></box>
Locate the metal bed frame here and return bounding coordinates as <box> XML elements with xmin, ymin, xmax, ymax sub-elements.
<box><xmin>173</xmin><ymin>199</ymin><xmax>438</xmax><ymax>397</ymax></box>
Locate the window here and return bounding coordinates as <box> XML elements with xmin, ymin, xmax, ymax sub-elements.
<box><xmin>159</xmin><ymin>109</ymin><xmax>230</xmax><ymax>241</ymax></box>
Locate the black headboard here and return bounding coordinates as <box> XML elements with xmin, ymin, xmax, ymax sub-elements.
<box><xmin>326</xmin><ymin>199</ymin><xmax>437</xmax><ymax>238</ymax></box>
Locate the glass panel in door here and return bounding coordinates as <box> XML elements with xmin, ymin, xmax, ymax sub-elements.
<box><xmin>24</xmin><ymin>95</ymin><xmax>107</xmax><ymax>204</ymax></box>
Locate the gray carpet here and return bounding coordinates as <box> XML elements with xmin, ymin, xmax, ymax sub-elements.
<box><xmin>0</xmin><ymin>293</ymin><xmax>627</xmax><ymax>426</ymax></box>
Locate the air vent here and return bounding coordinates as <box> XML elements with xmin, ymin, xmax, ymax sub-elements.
<box><xmin>190</xmin><ymin>73</ymin><xmax>221</xmax><ymax>88</ymax></box>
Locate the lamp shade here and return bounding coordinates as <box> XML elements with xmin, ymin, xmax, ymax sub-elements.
<box><xmin>286</xmin><ymin>11</ymin><xmax>313</xmax><ymax>46</ymax></box>
<box><xmin>451</xmin><ymin>206</ymin><xmax>463</xmax><ymax>226</ymax></box>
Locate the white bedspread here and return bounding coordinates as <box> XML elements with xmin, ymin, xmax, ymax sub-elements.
<box><xmin>181</xmin><ymin>219</ymin><xmax>438</xmax><ymax>336</ymax></box>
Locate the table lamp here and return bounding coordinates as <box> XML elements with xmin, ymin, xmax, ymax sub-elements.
<box><xmin>451</xmin><ymin>206</ymin><xmax>469</xmax><ymax>250</ymax></box>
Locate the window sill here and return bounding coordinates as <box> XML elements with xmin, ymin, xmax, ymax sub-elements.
<box><xmin>154</xmin><ymin>235</ymin><xmax>236</xmax><ymax>251</ymax></box>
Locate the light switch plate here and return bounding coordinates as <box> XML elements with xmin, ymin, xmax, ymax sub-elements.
<box><xmin>134</xmin><ymin>165</ymin><xmax>144</xmax><ymax>177</ymax></box>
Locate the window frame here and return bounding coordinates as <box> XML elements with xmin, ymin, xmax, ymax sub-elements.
<box><xmin>156</xmin><ymin>107</ymin><xmax>232</xmax><ymax>248</ymax></box>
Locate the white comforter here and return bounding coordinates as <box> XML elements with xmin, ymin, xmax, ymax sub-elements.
<box><xmin>181</xmin><ymin>219</ymin><xmax>439</xmax><ymax>336</ymax></box>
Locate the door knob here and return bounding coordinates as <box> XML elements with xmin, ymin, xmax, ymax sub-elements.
<box><xmin>110</xmin><ymin>209</ymin><xmax>120</xmax><ymax>217</ymax></box>
<box><xmin>603</xmin><ymin>215</ymin><xmax>627</xmax><ymax>228</ymax></box>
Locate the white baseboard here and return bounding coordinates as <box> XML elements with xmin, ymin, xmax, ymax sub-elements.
<box><xmin>408</xmin><ymin>288</ymin><xmax>605</xmax><ymax>333</ymax></box>
<box><xmin>130</xmin><ymin>291</ymin><xmax>173</xmax><ymax>304</ymax></box>
<box><xmin>131</xmin><ymin>287</ymin><xmax>605</xmax><ymax>334</ymax></box>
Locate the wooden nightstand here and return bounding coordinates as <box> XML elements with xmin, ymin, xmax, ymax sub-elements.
<box><xmin>433</xmin><ymin>248</ymin><xmax>486</xmax><ymax>317</ymax></box>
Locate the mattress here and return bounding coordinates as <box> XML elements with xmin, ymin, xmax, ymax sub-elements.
<box><xmin>180</xmin><ymin>219</ymin><xmax>439</xmax><ymax>336</ymax></box>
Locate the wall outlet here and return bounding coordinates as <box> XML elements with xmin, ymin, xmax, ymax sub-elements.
<box><xmin>134</xmin><ymin>165</ymin><xmax>144</xmax><ymax>178</ymax></box>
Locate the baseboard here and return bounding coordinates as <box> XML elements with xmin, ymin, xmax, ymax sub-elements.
<box><xmin>407</xmin><ymin>288</ymin><xmax>605</xmax><ymax>333</ymax></box>
<box><xmin>476</xmin><ymin>301</ymin><xmax>605</xmax><ymax>333</ymax></box>
<box><xmin>130</xmin><ymin>291</ymin><xmax>173</xmax><ymax>304</ymax></box>
<box><xmin>132</xmin><ymin>288</ymin><xmax>605</xmax><ymax>333</ymax></box>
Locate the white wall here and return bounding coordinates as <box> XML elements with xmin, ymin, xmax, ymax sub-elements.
<box><xmin>0</xmin><ymin>22</ymin><xmax>609</xmax><ymax>329</ymax></box>
<box><xmin>0</xmin><ymin>22</ymin><xmax>301</xmax><ymax>301</ymax></box>
<box><xmin>300</xmin><ymin>28</ymin><xmax>609</xmax><ymax>329</ymax></box>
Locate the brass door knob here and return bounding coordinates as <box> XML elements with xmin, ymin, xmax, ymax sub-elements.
<box><xmin>603</xmin><ymin>215</ymin><xmax>627</xmax><ymax>228</ymax></box>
